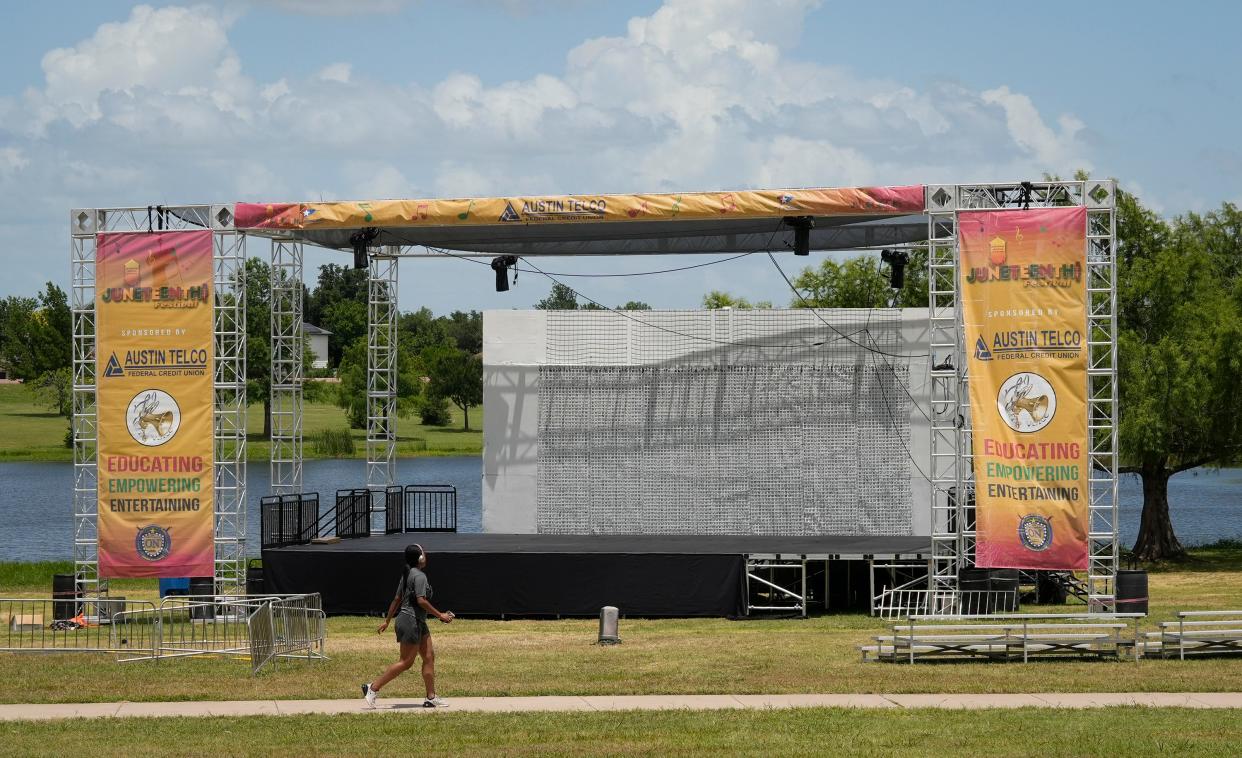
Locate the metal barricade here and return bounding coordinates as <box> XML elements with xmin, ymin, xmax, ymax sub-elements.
<box><xmin>872</xmin><ymin>588</ymin><xmax>1021</xmax><ymax>620</ymax></box>
<box><xmin>0</xmin><ymin>594</ymin><xmax>326</xmax><ymax>675</ymax></box>
<box><xmin>248</xmin><ymin>593</ymin><xmax>326</xmax><ymax>674</ymax></box>
<box><xmin>1</xmin><ymin>597</ymin><xmax>160</xmax><ymax>657</ymax></box>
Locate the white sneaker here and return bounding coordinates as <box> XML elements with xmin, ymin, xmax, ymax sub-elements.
<box><xmin>362</xmin><ymin>682</ymin><xmax>378</xmax><ymax>709</ymax></box>
<box><xmin>423</xmin><ymin>695</ymin><xmax>448</xmax><ymax>708</ymax></box>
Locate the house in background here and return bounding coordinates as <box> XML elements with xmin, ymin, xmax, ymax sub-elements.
<box><xmin>303</xmin><ymin>323</ymin><xmax>332</xmax><ymax>370</ymax></box>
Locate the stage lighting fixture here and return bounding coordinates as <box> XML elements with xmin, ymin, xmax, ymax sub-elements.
<box><xmin>349</xmin><ymin>228</ymin><xmax>379</xmax><ymax>269</ymax></box>
<box><xmin>491</xmin><ymin>255</ymin><xmax>518</xmax><ymax>292</ymax></box>
<box><xmin>785</xmin><ymin>216</ymin><xmax>814</xmax><ymax>255</ymax></box>
<box><xmin>880</xmin><ymin>248</ymin><xmax>909</xmax><ymax>289</ymax></box>
<box><xmin>1018</xmin><ymin>180</ymin><xmax>1034</xmax><ymax>210</ymax></box>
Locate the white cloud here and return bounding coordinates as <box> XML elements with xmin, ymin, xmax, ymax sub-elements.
<box><xmin>251</xmin><ymin>0</ymin><xmax>414</xmax><ymax>15</ymax></box>
<box><xmin>1</xmin><ymin>0</ymin><xmax>1107</xmax><ymax>308</ymax></box>
<box><xmin>34</xmin><ymin>5</ymin><xmax>242</xmax><ymax>129</ymax></box>
<box><xmin>981</xmin><ymin>85</ymin><xmax>1089</xmax><ymax>171</ymax></box>
<box><xmin>0</xmin><ymin>147</ymin><xmax>27</xmax><ymax>178</ymax></box>
<box><xmin>317</xmin><ymin>63</ymin><xmax>352</xmax><ymax>84</ymax></box>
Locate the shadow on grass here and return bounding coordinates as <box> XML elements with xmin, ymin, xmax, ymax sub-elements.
<box><xmin>1131</xmin><ymin>540</ymin><xmax>1242</xmax><ymax>573</ymax></box>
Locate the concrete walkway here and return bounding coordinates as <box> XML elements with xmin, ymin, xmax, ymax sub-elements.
<box><xmin>1</xmin><ymin>693</ymin><xmax>1240</xmax><ymax>721</ymax></box>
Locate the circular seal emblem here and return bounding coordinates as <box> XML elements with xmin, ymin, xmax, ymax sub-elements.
<box><xmin>126</xmin><ymin>389</ymin><xmax>181</xmax><ymax>446</ymax></box>
<box><xmin>997</xmin><ymin>372</ymin><xmax>1057</xmax><ymax>433</ymax></box>
<box><xmin>1018</xmin><ymin>514</ymin><xmax>1053</xmax><ymax>552</ymax></box>
<box><xmin>135</xmin><ymin>525</ymin><xmax>172</xmax><ymax>561</ymax></box>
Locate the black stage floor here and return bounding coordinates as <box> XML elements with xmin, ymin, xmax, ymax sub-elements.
<box><xmin>263</xmin><ymin>533</ymin><xmax>931</xmax><ymax>617</ymax></box>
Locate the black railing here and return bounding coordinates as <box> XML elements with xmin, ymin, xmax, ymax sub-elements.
<box><xmin>335</xmin><ymin>488</ymin><xmax>372</xmax><ymax>539</ymax></box>
<box><xmin>384</xmin><ymin>486</ymin><xmax>404</xmax><ymax>534</ymax></box>
<box><xmin>262</xmin><ymin>485</ymin><xmax>455</xmax><ymax>546</ymax></box>
<box><xmin>260</xmin><ymin>492</ymin><xmax>321</xmax><ymax>549</ymax></box>
<box><xmin>389</xmin><ymin>484</ymin><xmax>458</xmax><ymax>533</ymax></box>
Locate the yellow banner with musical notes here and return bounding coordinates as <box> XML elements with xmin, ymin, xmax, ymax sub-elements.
<box><xmin>95</xmin><ymin>231</ymin><xmax>215</xmax><ymax>578</ymax></box>
<box><xmin>234</xmin><ymin>185</ymin><xmax>925</xmax><ymax>230</ymax></box>
<box><xmin>959</xmin><ymin>207</ymin><xmax>1089</xmax><ymax>570</ymax></box>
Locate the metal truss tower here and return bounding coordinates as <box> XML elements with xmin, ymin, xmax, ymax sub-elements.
<box><xmin>366</xmin><ymin>251</ymin><xmax>399</xmax><ymax>492</ymax></box>
<box><xmin>213</xmin><ymin>220</ymin><xmax>247</xmax><ymax>593</ymax></box>
<box><xmin>924</xmin><ymin>180</ymin><xmax>1119</xmax><ymax>612</ymax></box>
<box><xmin>270</xmin><ymin>239</ymin><xmax>304</xmax><ymax>496</ymax></box>
<box><xmin>69</xmin><ymin>205</ymin><xmax>246</xmax><ymax>596</ymax></box>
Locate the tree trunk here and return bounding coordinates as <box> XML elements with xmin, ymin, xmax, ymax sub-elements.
<box><xmin>1131</xmin><ymin>465</ymin><xmax>1186</xmax><ymax>561</ymax></box>
<box><xmin>263</xmin><ymin>397</ymin><xmax>272</xmax><ymax>440</ymax></box>
<box><xmin>462</xmin><ymin>404</ymin><xmax>470</xmax><ymax>432</ymax></box>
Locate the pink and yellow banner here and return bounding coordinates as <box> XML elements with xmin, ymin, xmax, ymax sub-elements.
<box><xmin>95</xmin><ymin>230</ymin><xmax>214</xmax><ymax>578</ymax></box>
<box><xmin>959</xmin><ymin>207</ymin><xmax>1089</xmax><ymax>570</ymax></box>
<box><xmin>234</xmin><ymin>185</ymin><xmax>925</xmax><ymax>231</ymax></box>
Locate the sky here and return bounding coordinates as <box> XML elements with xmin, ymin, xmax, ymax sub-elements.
<box><xmin>1</xmin><ymin>0</ymin><xmax>1239</xmax><ymax>315</ymax></box>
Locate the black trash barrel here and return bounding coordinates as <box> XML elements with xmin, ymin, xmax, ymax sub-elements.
<box><xmin>1115</xmin><ymin>570</ymin><xmax>1148</xmax><ymax>615</ymax></box>
<box><xmin>246</xmin><ymin>559</ymin><xmax>264</xmax><ymax>596</ymax></box>
<box><xmin>188</xmin><ymin>577</ymin><xmax>215</xmax><ymax>619</ymax></box>
<box><xmin>959</xmin><ymin>568</ymin><xmax>993</xmax><ymax>614</ymax></box>
<box><xmin>989</xmin><ymin>569</ymin><xmax>1020</xmax><ymax>612</ymax></box>
<box><xmin>52</xmin><ymin>573</ymin><xmax>80</xmax><ymax>621</ymax></box>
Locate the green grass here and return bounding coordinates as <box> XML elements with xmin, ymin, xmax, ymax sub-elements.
<box><xmin>1</xmin><ymin>708</ymin><xmax>1239</xmax><ymax>756</ymax></box>
<box><xmin>2</xmin><ymin>548</ymin><xmax>1242</xmax><ymax>704</ymax></box>
<box><xmin>0</xmin><ymin>384</ymin><xmax>69</xmax><ymax>461</ymax></box>
<box><xmin>0</xmin><ymin>384</ymin><xmax>481</xmax><ymax>462</ymax></box>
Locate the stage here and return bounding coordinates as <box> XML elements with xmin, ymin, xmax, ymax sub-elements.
<box><xmin>262</xmin><ymin>533</ymin><xmax>931</xmax><ymax>617</ymax></box>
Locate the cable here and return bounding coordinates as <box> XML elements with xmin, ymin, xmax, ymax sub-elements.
<box><xmin>764</xmin><ymin>251</ymin><xmax>928</xmax><ymax>359</ymax></box>
<box><xmin>390</xmin><ymin>230</ymin><xmax>887</xmax><ymax>352</ymax></box>
<box><xmin>861</xmin><ymin>306</ymin><xmax>933</xmax><ymax>483</ymax></box>
<box><xmin>763</xmin><ymin>247</ymin><xmax>935</xmax><ymax>481</ymax></box>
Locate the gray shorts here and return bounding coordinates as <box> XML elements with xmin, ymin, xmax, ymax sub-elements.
<box><xmin>394</xmin><ymin>613</ymin><xmax>430</xmax><ymax>645</ymax></box>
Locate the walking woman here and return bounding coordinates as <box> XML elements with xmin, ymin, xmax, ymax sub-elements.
<box><xmin>362</xmin><ymin>543</ymin><xmax>454</xmax><ymax>708</ymax></box>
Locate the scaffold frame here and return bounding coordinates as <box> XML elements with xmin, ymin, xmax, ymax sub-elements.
<box><xmin>366</xmin><ymin>251</ymin><xmax>399</xmax><ymax>491</ymax></box>
<box><xmin>68</xmin><ymin>204</ymin><xmax>247</xmax><ymax>596</ymax></box>
<box><xmin>270</xmin><ymin>239</ymin><xmax>304</xmax><ymax>496</ymax></box>
<box><xmin>923</xmin><ymin>180</ymin><xmax>1119</xmax><ymax>611</ymax></box>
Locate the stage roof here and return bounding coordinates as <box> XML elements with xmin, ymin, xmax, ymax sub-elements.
<box><xmin>233</xmin><ymin>184</ymin><xmax>929</xmax><ymax>256</ymax></box>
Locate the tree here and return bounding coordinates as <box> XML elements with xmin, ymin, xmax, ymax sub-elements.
<box><xmin>398</xmin><ymin>307</ymin><xmax>451</xmax><ymax>356</ymax></box>
<box><xmin>441</xmin><ymin>310</ymin><xmax>483</xmax><ymax>354</ymax></box>
<box><xmin>242</xmin><ymin>257</ymin><xmax>274</xmax><ymax>438</ymax></box>
<box><xmin>535</xmin><ymin>282</ymin><xmax>580</xmax><ymax>310</ymax></box>
<box><xmin>306</xmin><ymin>263</ymin><xmax>367</xmax><ymax>366</ymax></box>
<box><xmin>320</xmin><ymin>298</ymin><xmax>367</xmax><ymax>366</ymax></box>
<box><xmin>618</xmin><ymin>301</ymin><xmax>652</xmax><ymax>310</ymax></box>
<box><xmin>335</xmin><ymin>336</ymin><xmax>422</xmax><ymax>429</ymax></box>
<box><xmin>1116</xmin><ymin>191</ymin><xmax>1242</xmax><ymax>560</ymax></box>
<box><xmin>421</xmin><ymin>345</ymin><xmax>483</xmax><ymax>431</ymax></box>
<box><xmin>701</xmin><ymin>290</ymin><xmax>771</xmax><ymax>309</ymax></box>
<box><xmin>0</xmin><ymin>283</ymin><xmax>71</xmax><ymax>381</ymax></box>
<box><xmin>30</xmin><ymin>366</ymin><xmax>71</xmax><ymax>416</ymax></box>
<box><xmin>789</xmin><ymin>250</ymin><xmax>928</xmax><ymax>308</ymax></box>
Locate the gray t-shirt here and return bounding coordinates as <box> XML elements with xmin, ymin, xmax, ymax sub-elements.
<box><xmin>396</xmin><ymin>567</ymin><xmax>432</xmax><ymax>622</ymax></box>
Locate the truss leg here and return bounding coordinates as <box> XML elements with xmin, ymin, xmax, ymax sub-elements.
<box><xmin>214</xmin><ymin>229</ymin><xmax>247</xmax><ymax>594</ymax></box>
<box><xmin>926</xmin><ymin>186</ymin><xmax>964</xmax><ymax>597</ymax></box>
<box><xmin>70</xmin><ymin>211</ymin><xmax>101</xmax><ymax>599</ymax></box>
<box><xmin>366</xmin><ymin>252</ymin><xmax>398</xmax><ymax>499</ymax></box>
<box><xmin>1085</xmin><ymin>181</ymin><xmax>1119</xmax><ymax>612</ymax></box>
<box><xmin>923</xmin><ymin>181</ymin><xmax>1119</xmax><ymax>615</ymax></box>
<box><xmin>271</xmin><ymin>240</ymin><xmax>303</xmax><ymax>496</ymax></box>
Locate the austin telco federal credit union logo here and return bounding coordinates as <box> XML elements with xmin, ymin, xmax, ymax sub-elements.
<box><xmin>126</xmin><ymin>389</ymin><xmax>181</xmax><ymax>446</ymax></box>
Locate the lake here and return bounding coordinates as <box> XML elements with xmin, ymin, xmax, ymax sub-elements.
<box><xmin>0</xmin><ymin>460</ymin><xmax>1239</xmax><ymax>562</ymax></box>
